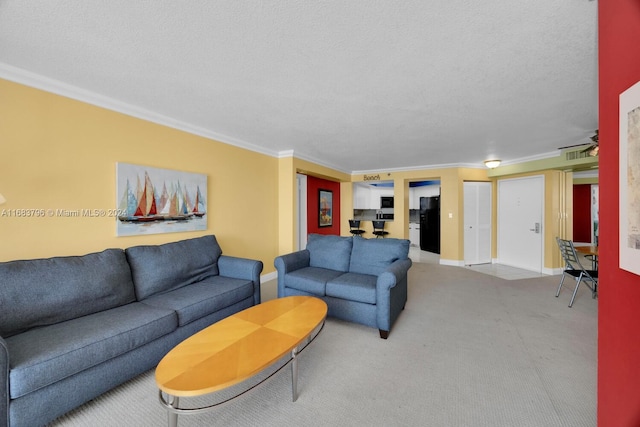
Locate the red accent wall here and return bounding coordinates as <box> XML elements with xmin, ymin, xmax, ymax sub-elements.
<box><xmin>306</xmin><ymin>176</ymin><xmax>341</xmax><ymax>236</ymax></box>
<box><xmin>598</xmin><ymin>1</ymin><xmax>640</xmax><ymax>425</ymax></box>
<box><xmin>573</xmin><ymin>184</ymin><xmax>592</xmax><ymax>243</ymax></box>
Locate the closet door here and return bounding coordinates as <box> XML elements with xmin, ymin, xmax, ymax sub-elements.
<box><xmin>464</xmin><ymin>182</ymin><xmax>492</xmax><ymax>265</ymax></box>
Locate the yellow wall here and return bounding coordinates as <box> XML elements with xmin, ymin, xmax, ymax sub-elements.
<box><xmin>0</xmin><ymin>79</ymin><xmax>280</xmax><ymax>273</ymax></box>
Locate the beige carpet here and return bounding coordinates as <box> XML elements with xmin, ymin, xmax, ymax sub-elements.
<box><xmin>49</xmin><ymin>262</ymin><xmax>597</xmax><ymax>427</ymax></box>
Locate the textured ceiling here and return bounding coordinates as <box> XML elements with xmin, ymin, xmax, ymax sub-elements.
<box><xmin>0</xmin><ymin>1</ymin><xmax>598</xmax><ymax>173</ymax></box>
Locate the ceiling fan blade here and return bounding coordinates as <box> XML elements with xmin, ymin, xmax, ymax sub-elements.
<box><xmin>558</xmin><ymin>142</ymin><xmax>593</xmax><ymax>150</ymax></box>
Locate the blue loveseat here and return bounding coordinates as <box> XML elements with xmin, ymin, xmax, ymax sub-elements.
<box><xmin>0</xmin><ymin>235</ymin><xmax>262</xmax><ymax>427</ymax></box>
<box><xmin>274</xmin><ymin>234</ymin><xmax>412</xmax><ymax>339</ymax></box>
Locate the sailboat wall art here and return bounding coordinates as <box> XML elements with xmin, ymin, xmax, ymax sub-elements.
<box><xmin>116</xmin><ymin>162</ymin><xmax>207</xmax><ymax>236</ymax></box>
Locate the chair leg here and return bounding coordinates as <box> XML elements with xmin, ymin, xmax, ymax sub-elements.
<box><xmin>569</xmin><ymin>276</ymin><xmax>583</xmax><ymax>308</ymax></box>
<box><xmin>379</xmin><ymin>330</ymin><xmax>389</xmax><ymax>339</ymax></box>
<box><xmin>556</xmin><ymin>274</ymin><xmax>566</xmax><ymax>297</ymax></box>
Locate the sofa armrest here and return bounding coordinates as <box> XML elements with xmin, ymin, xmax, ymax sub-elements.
<box><xmin>375</xmin><ymin>258</ymin><xmax>412</xmax><ymax>334</ymax></box>
<box><xmin>274</xmin><ymin>250</ymin><xmax>310</xmax><ymax>274</ymax></box>
<box><xmin>1</xmin><ymin>336</ymin><xmax>8</xmax><ymax>427</ymax></box>
<box><xmin>218</xmin><ymin>255</ymin><xmax>264</xmax><ymax>305</ymax></box>
<box><xmin>274</xmin><ymin>250</ymin><xmax>311</xmax><ymax>297</ymax></box>
<box><xmin>376</xmin><ymin>258</ymin><xmax>412</xmax><ymax>292</ymax></box>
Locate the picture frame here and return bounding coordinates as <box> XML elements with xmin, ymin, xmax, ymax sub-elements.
<box><xmin>318</xmin><ymin>189</ymin><xmax>333</xmax><ymax>227</ymax></box>
<box><xmin>619</xmin><ymin>80</ymin><xmax>640</xmax><ymax>276</ymax></box>
<box><xmin>116</xmin><ymin>163</ymin><xmax>207</xmax><ymax>236</ymax></box>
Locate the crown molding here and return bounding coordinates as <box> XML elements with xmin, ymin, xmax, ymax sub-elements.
<box><xmin>352</xmin><ymin>162</ymin><xmax>483</xmax><ymax>175</ymax></box>
<box><xmin>499</xmin><ymin>150</ymin><xmax>559</xmax><ymax>165</ymax></box>
<box><xmin>277</xmin><ymin>150</ymin><xmax>351</xmax><ymax>174</ymax></box>
<box><xmin>352</xmin><ymin>150</ymin><xmax>560</xmax><ymax>176</ymax></box>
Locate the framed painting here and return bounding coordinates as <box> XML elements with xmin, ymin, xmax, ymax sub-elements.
<box><xmin>619</xmin><ymin>80</ymin><xmax>640</xmax><ymax>276</ymax></box>
<box><xmin>116</xmin><ymin>163</ymin><xmax>207</xmax><ymax>236</ymax></box>
<box><xmin>318</xmin><ymin>189</ymin><xmax>333</xmax><ymax>227</ymax></box>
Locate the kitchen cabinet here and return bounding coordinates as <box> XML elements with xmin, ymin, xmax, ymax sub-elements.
<box><xmin>353</xmin><ymin>182</ymin><xmax>394</xmax><ymax>209</ymax></box>
<box><xmin>353</xmin><ymin>184</ymin><xmax>370</xmax><ymax>209</ymax></box>
<box><xmin>409</xmin><ymin>223</ymin><xmax>420</xmax><ymax>247</ymax></box>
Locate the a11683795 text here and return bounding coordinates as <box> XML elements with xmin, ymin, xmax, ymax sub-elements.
<box><xmin>1</xmin><ymin>208</ymin><xmax>127</xmax><ymax>218</ymax></box>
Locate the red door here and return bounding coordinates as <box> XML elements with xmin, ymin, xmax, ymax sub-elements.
<box><xmin>572</xmin><ymin>184</ymin><xmax>591</xmax><ymax>243</ymax></box>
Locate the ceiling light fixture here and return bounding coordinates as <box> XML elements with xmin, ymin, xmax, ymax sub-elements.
<box><xmin>484</xmin><ymin>160</ymin><xmax>501</xmax><ymax>169</ymax></box>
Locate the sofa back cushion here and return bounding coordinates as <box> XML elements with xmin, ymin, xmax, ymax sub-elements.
<box><xmin>126</xmin><ymin>235</ymin><xmax>222</xmax><ymax>300</ymax></box>
<box><xmin>349</xmin><ymin>237</ymin><xmax>410</xmax><ymax>276</ymax></box>
<box><xmin>0</xmin><ymin>249</ymin><xmax>136</xmax><ymax>338</ymax></box>
<box><xmin>306</xmin><ymin>234</ymin><xmax>353</xmax><ymax>272</ymax></box>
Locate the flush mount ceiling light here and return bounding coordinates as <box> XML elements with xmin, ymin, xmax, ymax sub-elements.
<box><xmin>484</xmin><ymin>160</ymin><xmax>501</xmax><ymax>169</ymax></box>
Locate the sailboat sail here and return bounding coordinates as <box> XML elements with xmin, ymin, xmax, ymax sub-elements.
<box><xmin>193</xmin><ymin>186</ymin><xmax>206</xmax><ymax>217</ymax></box>
<box><xmin>131</xmin><ymin>172</ymin><xmax>157</xmax><ymax>219</ymax></box>
<box><xmin>118</xmin><ymin>179</ymin><xmax>138</xmax><ymax>217</ymax></box>
<box><xmin>145</xmin><ymin>173</ymin><xmax>157</xmax><ymax>216</ymax></box>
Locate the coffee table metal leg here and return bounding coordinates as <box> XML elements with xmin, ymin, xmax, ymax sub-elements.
<box><xmin>167</xmin><ymin>394</ymin><xmax>179</xmax><ymax>427</ymax></box>
<box><xmin>291</xmin><ymin>346</ymin><xmax>299</xmax><ymax>402</ymax></box>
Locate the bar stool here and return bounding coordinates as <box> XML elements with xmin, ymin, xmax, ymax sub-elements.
<box><xmin>372</xmin><ymin>220</ymin><xmax>389</xmax><ymax>238</ymax></box>
<box><xmin>349</xmin><ymin>219</ymin><xmax>365</xmax><ymax>237</ymax></box>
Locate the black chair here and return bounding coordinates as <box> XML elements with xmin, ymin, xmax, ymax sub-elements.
<box><xmin>372</xmin><ymin>220</ymin><xmax>389</xmax><ymax>238</ymax></box>
<box><xmin>555</xmin><ymin>237</ymin><xmax>598</xmax><ymax>307</ymax></box>
<box><xmin>349</xmin><ymin>219</ymin><xmax>365</xmax><ymax>237</ymax></box>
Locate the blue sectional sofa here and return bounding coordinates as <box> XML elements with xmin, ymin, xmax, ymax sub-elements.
<box><xmin>0</xmin><ymin>235</ymin><xmax>263</xmax><ymax>427</ymax></box>
<box><xmin>275</xmin><ymin>234</ymin><xmax>412</xmax><ymax>339</ymax></box>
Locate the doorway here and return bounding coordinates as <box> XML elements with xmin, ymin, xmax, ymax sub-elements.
<box><xmin>497</xmin><ymin>176</ymin><xmax>544</xmax><ymax>272</ymax></box>
<box><xmin>464</xmin><ymin>182</ymin><xmax>492</xmax><ymax>265</ymax></box>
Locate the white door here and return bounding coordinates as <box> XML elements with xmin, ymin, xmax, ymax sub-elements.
<box><xmin>464</xmin><ymin>182</ymin><xmax>492</xmax><ymax>265</ymax></box>
<box><xmin>497</xmin><ymin>176</ymin><xmax>544</xmax><ymax>272</ymax></box>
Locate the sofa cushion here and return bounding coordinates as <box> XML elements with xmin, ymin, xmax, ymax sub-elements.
<box><xmin>6</xmin><ymin>302</ymin><xmax>177</xmax><ymax>399</ymax></box>
<box><xmin>126</xmin><ymin>235</ymin><xmax>222</xmax><ymax>300</ymax></box>
<box><xmin>140</xmin><ymin>276</ymin><xmax>254</xmax><ymax>326</ymax></box>
<box><xmin>284</xmin><ymin>267</ymin><xmax>344</xmax><ymax>296</ymax></box>
<box><xmin>349</xmin><ymin>237</ymin><xmax>410</xmax><ymax>276</ymax></box>
<box><xmin>0</xmin><ymin>249</ymin><xmax>136</xmax><ymax>338</ymax></box>
<box><xmin>306</xmin><ymin>234</ymin><xmax>353</xmax><ymax>272</ymax></box>
<box><xmin>326</xmin><ymin>272</ymin><xmax>378</xmax><ymax>304</ymax></box>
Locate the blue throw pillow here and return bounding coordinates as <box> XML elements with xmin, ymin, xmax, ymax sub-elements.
<box><xmin>306</xmin><ymin>234</ymin><xmax>353</xmax><ymax>272</ymax></box>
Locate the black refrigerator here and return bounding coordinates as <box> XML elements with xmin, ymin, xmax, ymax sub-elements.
<box><xmin>420</xmin><ymin>196</ymin><xmax>440</xmax><ymax>254</ymax></box>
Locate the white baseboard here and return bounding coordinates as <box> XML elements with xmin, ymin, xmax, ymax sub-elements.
<box><xmin>439</xmin><ymin>258</ymin><xmax>465</xmax><ymax>266</ymax></box>
<box><xmin>261</xmin><ymin>271</ymin><xmax>277</xmax><ymax>282</ymax></box>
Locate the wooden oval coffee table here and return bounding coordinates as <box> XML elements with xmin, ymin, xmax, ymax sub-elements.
<box><xmin>155</xmin><ymin>296</ymin><xmax>327</xmax><ymax>426</ymax></box>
